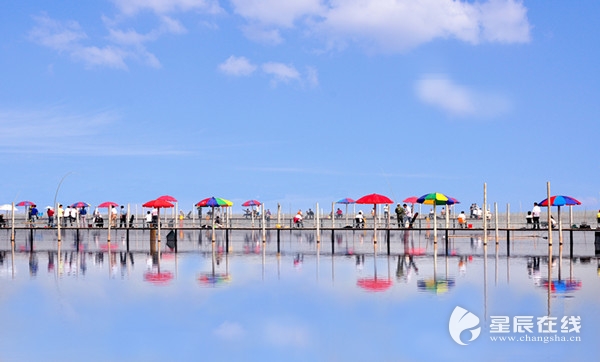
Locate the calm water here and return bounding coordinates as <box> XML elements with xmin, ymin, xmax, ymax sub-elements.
<box><xmin>1</xmin><ymin>228</ymin><xmax>599</xmax><ymax>361</ymax></box>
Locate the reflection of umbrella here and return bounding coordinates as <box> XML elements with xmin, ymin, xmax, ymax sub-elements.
<box><xmin>538</xmin><ymin>195</ymin><xmax>581</xmax><ymax>245</ymax></box>
<box><xmin>357</xmin><ymin>277</ymin><xmax>392</xmax><ymax>292</ymax></box>
<box><xmin>71</xmin><ymin>202</ymin><xmax>90</xmax><ymax>208</ymax></box>
<box><xmin>17</xmin><ymin>201</ymin><xmax>35</xmax><ymax>207</ymax></box>
<box><xmin>417</xmin><ymin>278</ymin><xmax>456</xmax><ymax>294</ymax></box>
<box><xmin>98</xmin><ymin>201</ymin><xmax>119</xmax><ymax>208</ymax></box>
<box><xmin>356</xmin><ymin>193</ymin><xmax>393</xmax><ymax>241</ymax></box>
<box><xmin>144</xmin><ymin>270</ymin><xmax>174</xmax><ymax>284</ymax></box>
<box><xmin>541</xmin><ymin>279</ymin><xmax>582</xmax><ymax>293</ymax></box>
<box><xmin>198</xmin><ymin>273</ymin><xmax>231</xmax><ymax>286</ymax></box>
<box><xmin>416</xmin><ymin>193</ymin><xmax>456</xmax><ymax>243</ymax></box>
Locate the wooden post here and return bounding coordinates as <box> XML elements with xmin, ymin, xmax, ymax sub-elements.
<box><xmin>331</xmin><ymin>229</ymin><xmax>335</xmax><ymax>254</ymax></box>
<box><xmin>483</xmin><ymin>183</ymin><xmax>487</xmax><ymax>246</ymax></box>
<box><xmin>10</xmin><ymin>202</ymin><xmax>15</xmax><ymax>242</ymax></box>
<box><xmin>494</xmin><ymin>203</ymin><xmax>499</xmax><ymax>245</ymax></box>
<box><xmin>331</xmin><ymin>202</ymin><xmax>335</xmax><ymax>229</ymax></box>
<box><xmin>387</xmin><ymin>228</ymin><xmax>390</xmax><ymax>255</ymax></box>
<box><xmin>316</xmin><ymin>203</ymin><xmax>320</xmax><ymax>243</ymax></box>
<box><xmin>506</xmin><ymin>230</ymin><xmax>510</xmax><ymax>257</ymax></box>
<box><xmin>546</xmin><ymin>182</ymin><xmax>552</xmax><ymax>246</ymax></box>
<box><xmin>506</xmin><ymin>203</ymin><xmax>510</xmax><ymax>229</ymax></box>
<box><xmin>262</xmin><ymin>204</ymin><xmax>266</xmax><ymax>242</ymax></box>
<box><xmin>445</xmin><ymin>229</ymin><xmax>449</xmax><ymax>256</ymax></box>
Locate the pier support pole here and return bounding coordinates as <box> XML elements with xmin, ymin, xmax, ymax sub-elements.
<box><xmin>331</xmin><ymin>229</ymin><xmax>335</xmax><ymax>254</ymax></box>
<box><xmin>569</xmin><ymin>230</ymin><xmax>573</xmax><ymax>259</ymax></box>
<box><xmin>506</xmin><ymin>230</ymin><xmax>511</xmax><ymax>257</ymax></box>
<box><xmin>126</xmin><ymin>228</ymin><xmax>130</xmax><ymax>252</ymax></box>
<box><xmin>277</xmin><ymin>229</ymin><xmax>281</xmax><ymax>255</ymax></box>
<box><xmin>445</xmin><ymin>229</ymin><xmax>449</xmax><ymax>256</ymax></box>
<box><xmin>387</xmin><ymin>228</ymin><xmax>391</xmax><ymax>256</ymax></box>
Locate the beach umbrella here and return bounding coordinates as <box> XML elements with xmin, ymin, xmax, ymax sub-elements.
<box><xmin>17</xmin><ymin>201</ymin><xmax>35</xmax><ymax>207</ymax></box>
<box><xmin>0</xmin><ymin>204</ymin><xmax>17</xmax><ymax>212</ymax></box>
<box><xmin>143</xmin><ymin>199</ymin><xmax>175</xmax><ymax>242</ymax></box>
<box><xmin>416</xmin><ymin>193</ymin><xmax>457</xmax><ymax>244</ymax></box>
<box><xmin>403</xmin><ymin>196</ymin><xmax>419</xmax><ymax>204</ymax></box>
<box><xmin>242</xmin><ymin>200</ymin><xmax>261</xmax><ymax>227</ymax></box>
<box><xmin>538</xmin><ymin>195</ymin><xmax>581</xmax><ymax>245</ymax></box>
<box><xmin>71</xmin><ymin>202</ymin><xmax>90</xmax><ymax>208</ymax></box>
<box><xmin>356</xmin><ymin>193</ymin><xmax>394</xmax><ymax>242</ymax></box>
<box><xmin>336</xmin><ymin>198</ymin><xmax>355</xmax><ymax>224</ymax></box>
<box><xmin>157</xmin><ymin>195</ymin><xmax>177</xmax><ymax>202</ymax></box>
<box><xmin>198</xmin><ymin>273</ymin><xmax>231</xmax><ymax>286</ymax></box>
<box><xmin>196</xmin><ymin>197</ymin><xmax>233</xmax><ymax>241</ymax></box>
<box><xmin>97</xmin><ymin>201</ymin><xmax>119</xmax><ymax>208</ymax></box>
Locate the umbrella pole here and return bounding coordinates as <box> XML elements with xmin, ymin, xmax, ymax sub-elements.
<box><xmin>373</xmin><ymin>203</ymin><xmax>377</xmax><ymax>243</ymax></box>
<box><xmin>558</xmin><ymin>206</ymin><xmax>563</xmax><ymax>246</ymax></box>
<box><xmin>433</xmin><ymin>204</ymin><xmax>437</xmax><ymax>244</ymax></box>
<box><xmin>211</xmin><ymin>206</ymin><xmax>216</xmax><ymax>242</ymax></box>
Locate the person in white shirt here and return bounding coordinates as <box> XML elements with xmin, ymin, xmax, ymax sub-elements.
<box><xmin>532</xmin><ymin>202</ymin><xmax>541</xmax><ymax>229</ymax></box>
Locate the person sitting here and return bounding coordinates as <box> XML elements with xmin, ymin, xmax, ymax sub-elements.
<box><xmin>306</xmin><ymin>209</ymin><xmax>314</xmax><ymax>219</ymax></box>
<box><xmin>336</xmin><ymin>208</ymin><xmax>343</xmax><ymax>219</ymax></box>
<box><xmin>526</xmin><ymin>211</ymin><xmax>533</xmax><ymax>228</ymax></box>
<box><xmin>457</xmin><ymin>211</ymin><xmax>467</xmax><ymax>228</ymax></box>
<box><xmin>243</xmin><ymin>209</ymin><xmax>252</xmax><ymax>219</ymax></box>
<box><xmin>355</xmin><ymin>211</ymin><xmax>365</xmax><ymax>229</ymax></box>
<box><xmin>293</xmin><ymin>211</ymin><xmax>303</xmax><ymax>228</ymax></box>
<box><xmin>0</xmin><ymin>214</ymin><xmax>5</xmax><ymax>228</ymax></box>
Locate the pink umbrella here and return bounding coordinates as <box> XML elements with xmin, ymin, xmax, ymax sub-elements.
<box><xmin>157</xmin><ymin>195</ymin><xmax>178</xmax><ymax>202</ymax></box>
<box><xmin>97</xmin><ymin>201</ymin><xmax>119</xmax><ymax>208</ymax></box>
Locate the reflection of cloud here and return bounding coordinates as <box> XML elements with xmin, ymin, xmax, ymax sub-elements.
<box><xmin>264</xmin><ymin>322</ymin><xmax>310</xmax><ymax>347</ymax></box>
<box><xmin>415</xmin><ymin>75</ymin><xmax>511</xmax><ymax>118</ymax></box>
<box><xmin>214</xmin><ymin>321</ymin><xmax>245</xmax><ymax>340</ymax></box>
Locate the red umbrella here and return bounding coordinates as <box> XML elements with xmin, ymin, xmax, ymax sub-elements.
<box><xmin>242</xmin><ymin>200</ymin><xmax>261</xmax><ymax>207</ymax></box>
<box><xmin>71</xmin><ymin>201</ymin><xmax>90</xmax><ymax>208</ymax></box>
<box><xmin>17</xmin><ymin>201</ymin><xmax>35</xmax><ymax>207</ymax></box>
<box><xmin>355</xmin><ymin>193</ymin><xmax>393</xmax><ymax>241</ymax></box>
<box><xmin>403</xmin><ymin>196</ymin><xmax>419</xmax><ymax>204</ymax></box>
<box><xmin>356</xmin><ymin>193</ymin><xmax>394</xmax><ymax>204</ymax></box>
<box><xmin>143</xmin><ymin>199</ymin><xmax>174</xmax><ymax>242</ymax></box>
<box><xmin>357</xmin><ymin>278</ymin><xmax>392</xmax><ymax>292</ymax></box>
<box><xmin>157</xmin><ymin>195</ymin><xmax>178</xmax><ymax>202</ymax></box>
<box><xmin>98</xmin><ymin>201</ymin><xmax>119</xmax><ymax>208</ymax></box>
<box><xmin>143</xmin><ymin>199</ymin><xmax>174</xmax><ymax>208</ymax></box>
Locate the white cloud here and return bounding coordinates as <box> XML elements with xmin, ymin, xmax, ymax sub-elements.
<box><xmin>218</xmin><ymin>56</ymin><xmax>257</xmax><ymax>76</ymax></box>
<box><xmin>415</xmin><ymin>75</ymin><xmax>512</xmax><ymax>118</ymax></box>
<box><xmin>231</xmin><ymin>0</ymin><xmax>531</xmax><ymax>52</ymax></box>
<box><xmin>213</xmin><ymin>321</ymin><xmax>245</xmax><ymax>340</ymax></box>
<box><xmin>262</xmin><ymin>62</ymin><xmax>301</xmax><ymax>85</ymax></box>
<box><xmin>111</xmin><ymin>0</ymin><xmax>222</xmax><ymax>16</ymax></box>
<box><xmin>241</xmin><ymin>26</ymin><xmax>284</xmax><ymax>45</ymax></box>
<box><xmin>230</xmin><ymin>0</ymin><xmax>323</xmax><ymax>28</ymax></box>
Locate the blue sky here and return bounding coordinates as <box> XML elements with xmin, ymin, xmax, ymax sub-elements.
<box><xmin>1</xmin><ymin>0</ymin><xmax>599</xmax><ymax>214</ymax></box>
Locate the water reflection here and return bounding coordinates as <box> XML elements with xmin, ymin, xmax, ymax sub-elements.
<box><xmin>1</xmin><ymin>229</ymin><xmax>599</xmax><ymax>360</ymax></box>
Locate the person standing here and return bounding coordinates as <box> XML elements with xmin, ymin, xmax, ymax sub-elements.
<box><xmin>111</xmin><ymin>206</ymin><xmax>118</xmax><ymax>227</ymax></box>
<box><xmin>29</xmin><ymin>205</ymin><xmax>39</xmax><ymax>226</ymax></box>
<box><xmin>57</xmin><ymin>204</ymin><xmax>64</xmax><ymax>227</ymax></box>
<box><xmin>47</xmin><ymin>207</ymin><xmax>55</xmax><ymax>227</ymax></box>
<box><xmin>403</xmin><ymin>204</ymin><xmax>413</xmax><ymax>227</ymax></box>
<box><xmin>395</xmin><ymin>204</ymin><xmax>405</xmax><ymax>228</ymax></box>
<box><xmin>532</xmin><ymin>202</ymin><xmax>541</xmax><ymax>229</ymax></box>
<box><xmin>79</xmin><ymin>207</ymin><xmax>87</xmax><ymax>227</ymax></box>
<box><xmin>119</xmin><ymin>206</ymin><xmax>127</xmax><ymax>228</ymax></box>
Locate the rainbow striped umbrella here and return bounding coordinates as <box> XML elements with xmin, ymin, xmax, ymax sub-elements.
<box><xmin>195</xmin><ymin>197</ymin><xmax>233</xmax><ymax>207</ymax></box>
<box><xmin>538</xmin><ymin>195</ymin><xmax>581</xmax><ymax>245</ymax></box>
<box><xmin>416</xmin><ymin>193</ymin><xmax>457</xmax><ymax>244</ymax></box>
